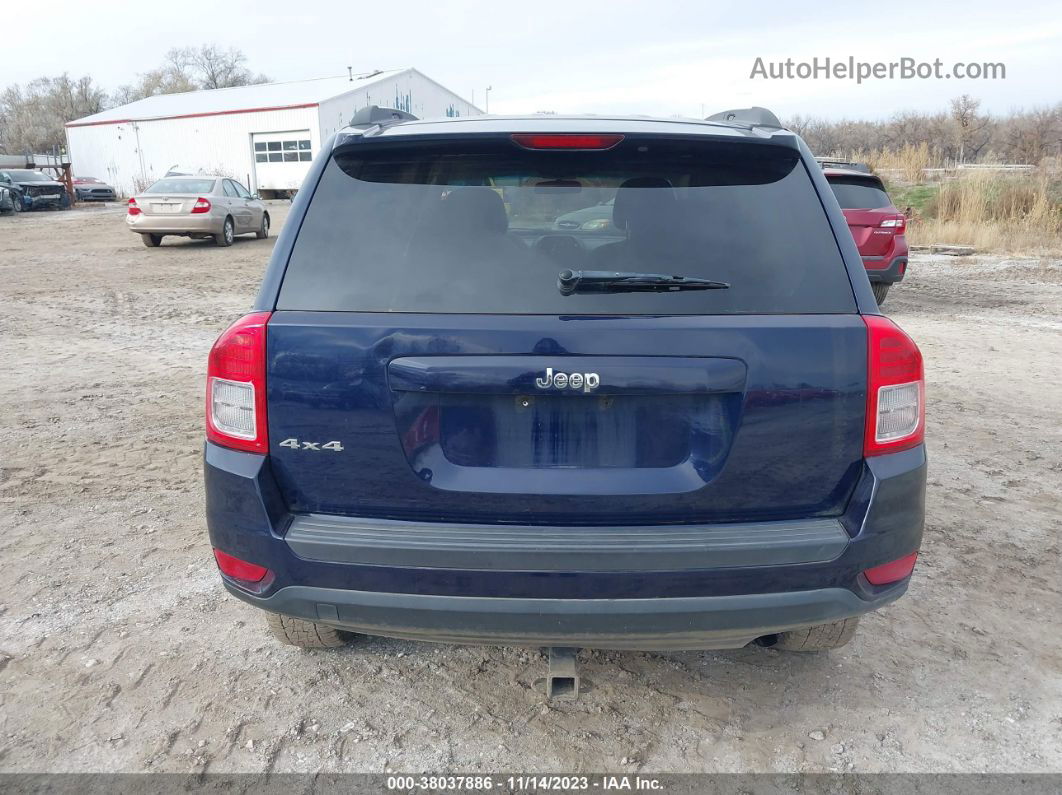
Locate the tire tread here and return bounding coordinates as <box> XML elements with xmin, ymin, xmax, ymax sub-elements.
<box><xmin>772</xmin><ymin>617</ymin><xmax>860</xmax><ymax>651</ymax></box>
<box><xmin>264</xmin><ymin>612</ymin><xmax>351</xmax><ymax>648</ymax></box>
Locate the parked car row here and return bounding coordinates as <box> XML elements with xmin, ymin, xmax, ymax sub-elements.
<box><xmin>0</xmin><ymin>167</ymin><xmax>270</xmax><ymax>250</ymax></box>
<box><xmin>0</xmin><ymin>170</ymin><xmax>119</xmax><ymax>214</ymax></box>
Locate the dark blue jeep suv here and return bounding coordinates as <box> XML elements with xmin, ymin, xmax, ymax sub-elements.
<box><xmin>205</xmin><ymin>107</ymin><xmax>925</xmax><ymax>653</ymax></box>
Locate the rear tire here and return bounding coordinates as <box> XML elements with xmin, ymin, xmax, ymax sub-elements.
<box><xmin>769</xmin><ymin>617</ymin><xmax>860</xmax><ymax>651</ymax></box>
<box><xmin>872</xmin><ymin>283</ymin><xmax>891</xmax><ymax>306</ymax></box>
<box><xmin>215</xmin><ymin>217</ymin><xmax>234</xmax><ymax>247</ymax></box>
<box><xmin>256</xmin><ymin>213</ymin><xmax>270</xmax><ymax>239</ymax></box>
<box><xmin>264</xmin><ymin>612</ymin><xmax>352</xmax><ymax>648</ymax></box>
<box><xmin>141</xmin><ymin>233</ymin><xmax>162</xmax><ymax>247</ymax></box>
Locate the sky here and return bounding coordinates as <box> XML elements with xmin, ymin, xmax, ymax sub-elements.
<box><xmin>7</xmin><ymin>0</ymin><xmax>1061</xmax><ymax>120</ymax></box>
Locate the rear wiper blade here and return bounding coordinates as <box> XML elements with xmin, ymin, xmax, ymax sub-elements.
<box><xmin>558</xmin><ymin>269</ymin><xmax>730</xmax><ymax>296</ymax></box>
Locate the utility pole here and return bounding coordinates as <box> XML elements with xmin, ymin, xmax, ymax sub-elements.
<box><xmin>132</xmin><ymin>122</ymin><xmax>146</xmax><ymax>189</ymax></box>
<box><xmin>485</xmin><ymin>86</ymin><xmax>492</xmax><ymax>114</ymax></box>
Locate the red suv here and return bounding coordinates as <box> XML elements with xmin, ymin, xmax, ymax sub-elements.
<box><xmin>822</xmin><ymin>163</ymin><xmax>908</xmax><ymax>305</ymax></box>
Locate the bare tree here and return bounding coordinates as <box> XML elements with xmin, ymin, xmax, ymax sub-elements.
<box><xmin>950</xmin><ymin>94</ymin><xmax>991</xmax><ymax>163</ymax></box>
<box><xmin>787</xmin><ymin>116</ymin><xmax>844</xmax><ymax>155</ymax></box>
<box><xmin>1006</xmin><ymin>106</ymin><xmax>1062</xmax><ymax>164</ymax></box>
<box><xmin>0</xmin><ymin>74</ymin><xmax>106</xmax><ymax>153</ymax></box>
<box><xmin>0</xmin><ymin>45</ymin><xmax>271</xmax><ymax>149</ymax></box>
<box><xmin>111</xmin><ymin>45</ymin><xmax>268</xmax><ymax>105</ymax></box>
<box><xmin>112</xmin><ymin>62</ymin><xmax>197</xmax><ymax>105</ymax></box>
<box><xmin>785</xmin><ymin>114</ymin><xmax>812</xmax><ymax>138</ymax></box>
<box><xmin>187</xmin><ymin>45</ymin><xmax>269</xmax><ymax>90</ymax></box>
<box><xmin>782</xmin><ymin>98</ymin><xmax>1061</xmax><ymax>166</ymax></box>
<box><xmin>112</xmin><ymin>48</ymin><xmax>197</xmax><ymax>105</ymax></box>
<box><xmin>882</xmin><ymin>111</ymin><xmax>931</xmax><ymax>151</ymax></box>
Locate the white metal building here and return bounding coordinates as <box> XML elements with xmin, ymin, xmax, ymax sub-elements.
<box><xmin>66</xmin><ymin>68</ymin><xmax>480</xmax><ymax>197</ymax></box>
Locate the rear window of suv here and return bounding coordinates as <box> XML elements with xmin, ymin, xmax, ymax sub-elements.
<box><xmin>827</xmin><ymin>175</ymin><xmax>892</xmax><ymax>210</ymax></box>
<box><xmin>279</xmin><ymin>136</ymin><xmax>855</xmax><ymax>315</ymax></box>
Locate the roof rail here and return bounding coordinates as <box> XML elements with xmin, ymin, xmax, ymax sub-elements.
<box><xmin>814</xmin><ymin>156</ymin><xmax>872</xmax><ymax>174</ymax></box>
<box><xmin>705</xmin><ymin>107</ymin><xmax>782</xmax><ymax>129</ymax></box>
<box><xmin>349</xmin><ymin>105</ymin><xmax>418</xmax><ymax>129</ymax></box>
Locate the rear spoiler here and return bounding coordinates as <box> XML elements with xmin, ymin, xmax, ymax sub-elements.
<box><xmin>705</xmin><ymin>107</ymin><xmax>783</xmax><ymax>129</ymax></box>
<box><xmin>349</xmin><ymin>105</ymin><xmax>418</xmax><ymax>130</ymax></box>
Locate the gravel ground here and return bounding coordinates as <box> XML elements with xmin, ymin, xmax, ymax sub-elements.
<box><xmin>0</xmin><ymin>204</ymin><xmax>1059</xmax><ymax>774</ymax></box>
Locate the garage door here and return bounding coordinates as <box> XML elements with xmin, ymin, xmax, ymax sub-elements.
<box><xmin>251</xmin><ymin>130</ymin><xmax>313</xmax><ymax>192</ymax></box>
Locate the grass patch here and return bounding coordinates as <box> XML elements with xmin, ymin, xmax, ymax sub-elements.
<box><xmin>907</xmin><ymin>219</ymin><xmax>1062</xmax><ymax>255</ymax></box>
<box><xmin>842</xmin><ymin>142</ymin><xmax>933</xmax><ymax>184</ymax></box>
<box><xmin>896</xmin><ymin>173</ymin><xmax>1062</xmax><ymax>255</ymax></box>
<box><xmin>890</xmin><ymin>184</ymin><xmax>938</xmax><ymax>216</ymax></box>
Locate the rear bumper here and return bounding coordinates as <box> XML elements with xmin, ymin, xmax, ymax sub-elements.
<box><xmin>127</xmin><ymin>213</ymin><xmax>222</xmax><ymax>235</ymax></box>
<box><xmin>864</xmin><ymin>255</ymin><xmax>908</xmax><ymax>284</ymax></box>
<box><xmin>205</xmin><ymin>443</ymin><xmax>926</xmax><ymax>650</ymax></box>
<box><xmin>230</xmin><ymin>583</ymin><xmax>903</xmax><ymax>650</ymax></box>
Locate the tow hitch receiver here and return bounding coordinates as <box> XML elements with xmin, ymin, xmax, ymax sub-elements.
<box><xmin>546</xmin><ymin>647</ymin><xmax>580</xmax><ymax>700</ymax></box>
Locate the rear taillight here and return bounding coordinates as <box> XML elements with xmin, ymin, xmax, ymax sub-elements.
<box><xmin>864</xmin><ymin>552</ymin><xmax>918</xmax><ymax>585</ymax></box>
<box><xmin>191</xmin><ymin>197</ymin><xmax>212</xmax><ymax>214</ymax></box>
<box><xmin>879</xmin><ymin>214</ymin><xmax>906</xmax><ymax>232</ymax></box>
<box><xmin>127</xmin><ymin>198</ymin><xmax>141</xmax><ymax>216</ymax></box>
<box><xmin>511</xmin><ymin>133</ymin><xmax>625</xmax><ymax>150</ymax></box>
<box><xmin>213</xmin><ymin>548</ymin><xmax>269</xmax><ymax>582</ymax></box>
<box><xmin>863</xmin><ymin>315</ymin><xmax>924</xmax><ymax>456</ymax></box>
<box><xmin>212</xmin><ymin>548</ymin><xmax>273</xmax><ymax>593</ymax></box>
<box><xmin>206</xmin><ymin>312</ymin><xmax>270</xmax><ymax>453</ymax></box>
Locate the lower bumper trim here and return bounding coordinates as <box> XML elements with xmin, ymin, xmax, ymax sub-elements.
<box><xmin>866</xmin><ymin>256</ymin><xmax>908</xmax><ymax>284</ymax></box>
<box><xmin>229</xmin><ymin>583</ymin><xmax>904</xmax><ymax>651</ymax></box>
<box><xmin>285</xmin><ymin>514</ymin><xmax>850</xmax><ymax>571</ymax></box>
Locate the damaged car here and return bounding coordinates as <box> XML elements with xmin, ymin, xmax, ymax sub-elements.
<box><xmin>0</xmin><ymin>169</ymin><xmax>70</xmax><ymax>210</ymax></box>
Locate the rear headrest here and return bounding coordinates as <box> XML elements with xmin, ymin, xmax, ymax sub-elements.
<box><xmin>612</xmin><ymin>177</ymin><xmax>675</xmax><ymax>231</ymax></box>
<box><xmin>437</xmin><ymin>187</ymin><xmax>508</xmax><ymax>235</ymax></box>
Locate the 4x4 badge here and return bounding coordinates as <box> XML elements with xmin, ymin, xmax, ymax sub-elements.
<box><xmin>279</xmin><ymin>438</ymin><xmax>345</xmax><ymax>452</ymax></box>
<box><xmin>535</xmin><ymin>367</ymin><xmax>600</xmax><ymax>393</ymax></box>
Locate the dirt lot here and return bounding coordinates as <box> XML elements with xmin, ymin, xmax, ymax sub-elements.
<box><xmin>0</xmin><ymin>204</ymin><xmax>1059</xmax><ymax>774</ymax></box>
